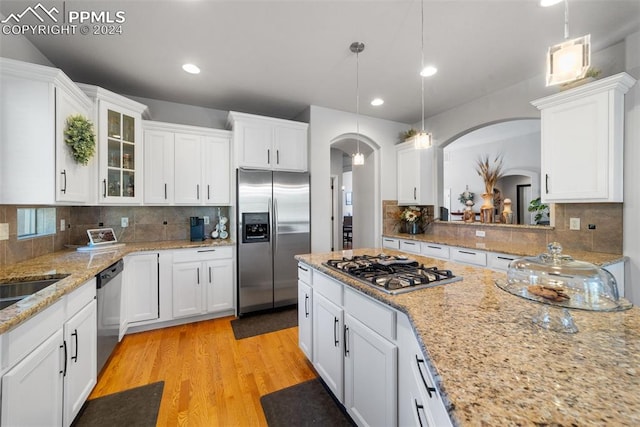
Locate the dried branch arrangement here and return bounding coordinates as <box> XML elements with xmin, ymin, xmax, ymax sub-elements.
<box><xmin>476</xmin><ymin>154</ymin><xmax>504</xmax><ymax>194</ymax></box>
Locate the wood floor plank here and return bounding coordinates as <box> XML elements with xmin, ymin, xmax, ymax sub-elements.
<box><xmin>90</xmin><ymin>315</ymin><xmax>317</xmax><ymax>426</ymax></box>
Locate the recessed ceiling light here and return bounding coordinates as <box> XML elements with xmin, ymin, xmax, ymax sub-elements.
<box><xmin>371</xmin><ymin>98</ymin><xmax>384</xmax><ymax>106</ymax></box>
<box><xmin>540</xmin><ymin>0</ymin><xmax>563</xmax><ymax>6</ymax></box>
<box><xmin>182</xmin><ymin>63</ymin><xmax>200</xmax><ymax>74</ymax></box>
<box><xmin>420</xmin><ymin>65</ymin><xmax>438</xmax><ymax>77</ymax></box>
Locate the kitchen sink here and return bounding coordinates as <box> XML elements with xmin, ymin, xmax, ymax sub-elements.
<box><xmin>0</xmin><ymin>275</ymin><xmax>69</xmax><ymax>310</ymax></box>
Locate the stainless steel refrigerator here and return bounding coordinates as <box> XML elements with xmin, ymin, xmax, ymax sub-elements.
<box><xmin>237</xmin><ymin>168</ymin><xmax>310</xmax><ymax>315</ymax></box>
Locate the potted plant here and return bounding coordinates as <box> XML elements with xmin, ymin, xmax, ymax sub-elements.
<box><xmin>528</xmin><ymin>197</ymin><xmax>549</xmax><ymax>225</ymax></box>
<box><xmin>399</xmin><ymin>128</ymin><xmax>418</xmax><ymax>143</ymax></box>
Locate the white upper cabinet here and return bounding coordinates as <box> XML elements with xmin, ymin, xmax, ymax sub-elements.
<box><xmin>0</xmin><ymin>58</ymin><xmax>94</xmax><ymax>205</ymax></box>
<box><xmin>143</xmin><ymin>121</ymin><xmax>231</xmax><ymax>205</ymax></box>
<box><xmin>78</xmin><ymin>84</ymin><xmax>147</xmax><ymax>205</ymax></box>
<box><xmin>531</xmin><ymin>73</ymin><xmax>636</xmax><ymax>203</ymax></box>
<box><xmin>396</xmin><ymin>140</ymin><xmax>441</xmax><ymax>206</ymax></box>
<box><xmin>227</xmin><ymin>111</ymin><xmax>308</xmax><ymax>171</ymax></box>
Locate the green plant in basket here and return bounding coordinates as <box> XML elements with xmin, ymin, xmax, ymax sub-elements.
<box><xmin>64</xmin><ymin>114</ymin><xmax>96</xmax><ymax>165</ymax></box>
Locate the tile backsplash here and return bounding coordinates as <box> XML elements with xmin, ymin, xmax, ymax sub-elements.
<box><xmin>0</xmin><ymin>205</ymin><xmax>230</xmax><ymax>266</ymax></box>
<box><xmin>383</xmin><ymin>200</ymin><xmax>623</xmax><ymax>255</ymax></box>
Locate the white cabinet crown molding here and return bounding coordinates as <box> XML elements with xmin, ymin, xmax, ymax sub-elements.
<box><xmin>531</xmin><ymin>72</ymin><xmax>636</xmax><ymax>109</ymax></box>
<box><xmin>0</xmin><ymin>57</ymin><xmax>92</xmax><ymax>110</ymax></box>
<box><xmin>226</xmin><ymin>110</ymin><xmax>309</xmax><ymax>130</ymax></box>
<box><xmin>142</xmin><ymin>120</ymin><xmax>231</xmax><ymax>137</ymax></box>
<box><xmin>76</xmin><ymin>83</ymin><xmax>148</xmax><ymax>115</ymax></box>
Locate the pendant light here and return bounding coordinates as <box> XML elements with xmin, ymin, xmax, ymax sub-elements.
<box><xmin>416</xmin><ymin>0</ymin><xmax>433</xmax><ymax>149</ymax></box>
<box><xmin>350</xmin><ymin>41</ymin><xmax>365</xmax><ymax>166</ymax></box>
<box><xmin>545</xmin><ymin>0</ymin><xmax>591</xmax><ymax>86</ymax></box>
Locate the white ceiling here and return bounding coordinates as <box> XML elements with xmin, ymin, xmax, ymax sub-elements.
<box><xmin>2</xmin><ymin>0</ymin><xmax>639</xmax><ymax>124</ymax></box>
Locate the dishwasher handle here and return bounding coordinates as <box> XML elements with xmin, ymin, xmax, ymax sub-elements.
<box><xmin>96</xmin><ymin>259</ymin><xmax>124</xmax><ymax>289</ymax></box>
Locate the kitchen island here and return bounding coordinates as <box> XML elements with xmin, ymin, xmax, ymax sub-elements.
<box><xmin>296</xmin><ymin>248</ymin><xmax>640</xmax><ymax>426</ymax></box>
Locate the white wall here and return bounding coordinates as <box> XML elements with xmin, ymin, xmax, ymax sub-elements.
<box><xmin>0</xmin><ymin>15</ymin><xmax>54</xmax><ymax>66</ymax></box>
<box><xmin>623</xmin><ymin>30</ymin><xmax>640</xmax><ymax>306</ymax></box>
<box><xmin>308</xmin><ymin>105</ymin><xmax>408</xmax><ymax>253</ymax></box>
<box><xmin>127</xmin><ymin>95</ymin><xmax>229</xmax><ymax>129</ymax></box>
<box><xmin>342</xmin><ymin>171</ymin><xmax>353</xmax><ymax>217</ymax></box>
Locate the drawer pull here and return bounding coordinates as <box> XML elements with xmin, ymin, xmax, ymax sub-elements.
<box><xmin>404</xmin><ymin>242</ymin><xmax>417</xmax><ymax>246</ymax></box>
<box><xmin>197</xmin><ymin>249</ymin><xmax>217</xmax><ymax>253</ymax></box>
<box><xmin>459</xmin><ymin>250</ymin><xmax>476</xmax><ymax>255</ymax></box>
<box><xmin>497</xmin><ymin>256</ymin><xmax>514</xmax><ymax>261</ymax></box>
<box><xmin>427</xmin><ymin>245</ymin><xmax>441</xmax><ymax>249</ymax></box>
<box><xmin>415</xmin><ymin>399</ymin><xmax>426</xmax><ymax>427</ymax></box>
<box><xmin>415</xmin><ymin>355</ymin><xmax>436</xmax><ymax>398</ymax></box>
<box><xmin>298</xmin><ymin>265</ymin><xmax>309</xmax><ymax>272</ymax></box>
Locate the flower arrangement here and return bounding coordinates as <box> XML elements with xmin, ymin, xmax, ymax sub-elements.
<box><xmin>400</xmin><ymin>206</ymin><xmax>422</xmax><ymax>223</ymax></box>
<box><xmin>475</xmin><ymin>154</ymin><xmax>504</xmax><ymax>195</ymax></box>
<box><xmin>64</xmin><ymin>114</ymin><xmax>96</xmax><ymax>165</ymax></box>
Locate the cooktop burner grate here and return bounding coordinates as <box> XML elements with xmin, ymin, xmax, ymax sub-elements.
<box><xmin>323</xmin><ymin>254</ymin><xmax>462</xmax><ymax>294</ymax></box>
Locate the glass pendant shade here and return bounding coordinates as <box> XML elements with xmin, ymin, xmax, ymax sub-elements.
<box><xmin>546</xmin><ymin>34</ymin><xmax>591</xmax><ymax>86</ymax></box>
<box><xmin>415</xmin><ymin>131</ymin><xmax>432</xmax><ymax>149</ymax></box>
<box><xmin>352</xmin><ymin>152</ymin><xmax>365</xmax><ymax>166</ymax></box>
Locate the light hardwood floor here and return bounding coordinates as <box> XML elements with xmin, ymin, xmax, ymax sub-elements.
<box><xmin>90</xmin><ymin>316</ymin><xmax>317</xmax><ymax>426</ymax></box>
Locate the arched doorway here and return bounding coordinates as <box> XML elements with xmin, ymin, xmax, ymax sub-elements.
<box><xmin>330</xmin><ymin>133</ymin><xmax>379</xmax><ymax>250</ymax></box>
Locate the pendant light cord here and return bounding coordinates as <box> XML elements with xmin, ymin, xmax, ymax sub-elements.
<box><xmin>564</xmin><ymin>0</ymin><xmax>569</xmax><ymax>39</ymax></box>
<box><xmin>421</xmin><ymin>0</ymin><xmax>425</xmax><ymax>133</ymax></box>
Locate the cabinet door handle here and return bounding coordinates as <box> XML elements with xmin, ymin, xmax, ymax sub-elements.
<box><xmin>459</xmin><ymin>250</ymin><xmax>476</xmax><ymax>255</ymax></box>
<box><xmin>405</xmin><ymin>242</ymin><xmax>417</xmax><ymax>246</ymax></box>
<box><xmin>414</xmin><ymin>187</ymin><xmax>417</xmax><ymax>200</ymax></box>
<box><xmin>497</xmin><ymin>256</ymin><xmax>514</xmax><ymax>261</ymax></box>
<box><xmin>61</xmin><ymin>170</ymin><xmax>67</xmax><ymax>194</ymax></box>
<box><xmin>267</xmin><ymin>149</ymin><xmax>270</xmax><ymax>164</ymax></box>
<box><xmin>333</xmin><ymin>317</ymin><xmax>339</xmax><ymax>347</ymax></box>
<box><xmin>276</xmin><ymin>150</ymin><xmax>280</xmax><ymax>164</ymax></box>
<box><xmin>304</xmin><ymin>294</ymin><xmax>309</xmax><ymax>318</ymax></box>
<box><xmin>164</xmin><ymin>183</ymin><xmax>167</xmax><ymax>200</ymax></box>
<box><xmin>197</xmin><ymin>249</ymin><xmax>216</xmax><ymax>253</ymax></box>
<box><xmin>545</xmin><ymin>173</ymin><xmax>549</xmax><ymax>194</ymax></box>
<box><xmin>209</xmin><ymin>266</ymin><xmax>212</xmax><ymax>283</ymax></box>
<box><xmin>414</xmin><ymin>399</ymin><xmax>426</xmax><ymax>427</ymax></box>
<box><xmin>60</xmin><ymin>342</ymin><xmax>67</xmax><ymax>376</ymax></box>
<box><xmin>415</xmin><ymin>355</ymin><xmax>437</xmax><ymax>398</ymax></box>
<box><xmin>298</xmin><ymin>265</ymin><xmax>308</xmax><ymax>272</ymax></box>
<box><xmin>71</xmin><ymin>329</ymin><xmax>78</xmax><ymax>362</ymax></box>
<box><xmin>344</xmin><ymin>325</ymin><xmax>350</xmax><ymax>357</ymax></box>
<box><xmin>197</xmin><ymin>267</ymin><xmax>200</xmax><ymax>284</ymax></box>
<box><xmin>427</xmin><ymin>245</ymin><xmax>441</xmax><ymax>249</ymax></box>
<box><xmin>196</xmin><ymin>184</ymin><xmax>200</xmax><ymax>200</ymax></box>
<box><xmin>102</xmin><ymin>179</ymin><xmax>107</xmax><ymax>198</ymax></box>
<box><xmin>207</xmin><ymin>184</ymin><xmax>211</xmax><ymax>200</ymax></box>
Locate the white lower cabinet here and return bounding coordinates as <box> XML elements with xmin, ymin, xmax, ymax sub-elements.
<box><xmin>398</xmin><ymin>315</ymin><xmax>452</xmax><ymax>427</ymax></box>
<box><xmin>1</xmin><ymin>279</ymin><xmax>97</xmax><ymax>427</ymax></box>
<box><xmin>450</xmin><ymin>247</ymin><xmax>487</xmax><ymax>267</ymax></box>
<box><xmin>312</xmin><ymin>291</ymin><xmax>344</xmax><ymax>401</ymax></box>
<box><xmin>63</xmin><ymin>299</ymin><xmax>97</xmax><ymax>426</ymax></box>
<box><xmin>421</xmin><ymin>243</ymin><xmax>450</xmax><ymax>260</ymax></box>
<box><xmin>1</xmin><ymin>329</ymin><xmax>65</xmax><ymax>427</ymax></box>
<box><xmin>487</xmin><ymin>252</ymin><xmax>517</xmax><ymax>272</ymax></box>
<box><xmin>298</xmin><ymin>279</ymin><xmax>313</xmax><ymax>360</ymax></box>
<box><xmin>400</xmin><ymin>240</ymin><xmax>421</xmax><ymax>255</ymax></box>
<box><xmin>124</xmin><ymin>252</ymin><xmax>159</xmax><ymax>325</ymax></box>
<box><xmin>382</xmin><ymin>238</ymin><xmax>400</xmax><ymax>250</ymax></box>
<box><xmin>172</xmin><ymin>247</ymin><xmax>234</xmax><ymax>319</ymax></box>
<box><xmin>344</xmin><ymin>313</ymin><xmax>397</xmax><ymax>427</ymax></box>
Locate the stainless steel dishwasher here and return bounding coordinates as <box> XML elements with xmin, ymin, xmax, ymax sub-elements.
<box><xmin>96</xmin><ymin>259</ymin><xmax>123</xmax><ymax>374</ymax></box>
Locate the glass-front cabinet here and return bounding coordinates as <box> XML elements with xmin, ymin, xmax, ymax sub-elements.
<box><xmin>78</xmin><ymin>84</ymin><xmax>147</xmax><ymax>205</ymax></box>
<box><xmin>106</xmin><ymin>108</ymin><xmax>137</xmax><ymax>198</ymax></box>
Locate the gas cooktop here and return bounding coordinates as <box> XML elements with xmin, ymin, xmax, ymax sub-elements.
<box><xmin>323</xmin><ymin>254</ymin><xmax>462</xmax><ymax>295</ymax></box>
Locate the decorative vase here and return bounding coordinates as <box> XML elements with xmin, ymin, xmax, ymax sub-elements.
<box><xmin>480</xmin><ymin>192</ymin><xmax>494</xmax><ymax>224</ymax></box>
<box><xmin>406</xmin><ymin>222</ymin><xmax>421</xmax><ymax>234</ymax></box>
<box><xmin>463</xmin><ymin>200</ymin><xmax>475</xmax><ymax>223</ymax></box>
<box><xmin>502</xmin><ymin>198</ymin><xmax>513</xmax><ymax>224</ymax></box>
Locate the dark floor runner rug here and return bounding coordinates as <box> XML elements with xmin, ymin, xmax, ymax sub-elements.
<box><xmin>261</xmin><ymin>379</ymin><xmax>355</xmax><ymax>427</ymax></box>
<box><xmin>231</xmin><ymin>307</ymin><xmax>298</xmax><ymax>339</ymax></box>
<box><xmin>72</xmin><ymin>381</ymin><xmax>164</xmax><ymax>427</ymax></box>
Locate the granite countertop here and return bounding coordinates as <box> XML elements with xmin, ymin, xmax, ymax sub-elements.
<box><xmin>383</xmin><ymin>232</ymin><xmax>626</xmax><ymax>267</ymax></box>
<box><xmin>0</xmin><ymin>239</ymin><xmax>234</xmax><ymax>334</ymax></box>
<box><xmin>296</xmin><ymin>248</ymin><xmax>640</xmax><ymax>426</ymax></box>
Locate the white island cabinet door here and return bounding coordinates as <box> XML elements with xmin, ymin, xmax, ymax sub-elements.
<box><xmin>1</xmin><ymin>330</ymin><xmax>64</xmax><ymax>427</ymax></box>
<box><xmin>344</xmin><ymin>313</ymin><xmax>398</xmax><ymax>427</ymax></box>
<box><xmin>298</xmin><ymin>280</ymin><xmax>313</xmax><ymax>360</ymax></box>
<box><xmin>312</xmin><ymin>292</ymin><xmax>344</xmax><ymax>402</ymax></box>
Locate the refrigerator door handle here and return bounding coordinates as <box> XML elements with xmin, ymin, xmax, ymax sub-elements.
<box><xmin>268</xmin><ymin>197</ymin><xmax>274</xmax><ymax>252</ymax></box>
<box><xmin>273</xmin><ymin>198</ymin><xmax>278</xmax><ymax>252</ymax></box>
